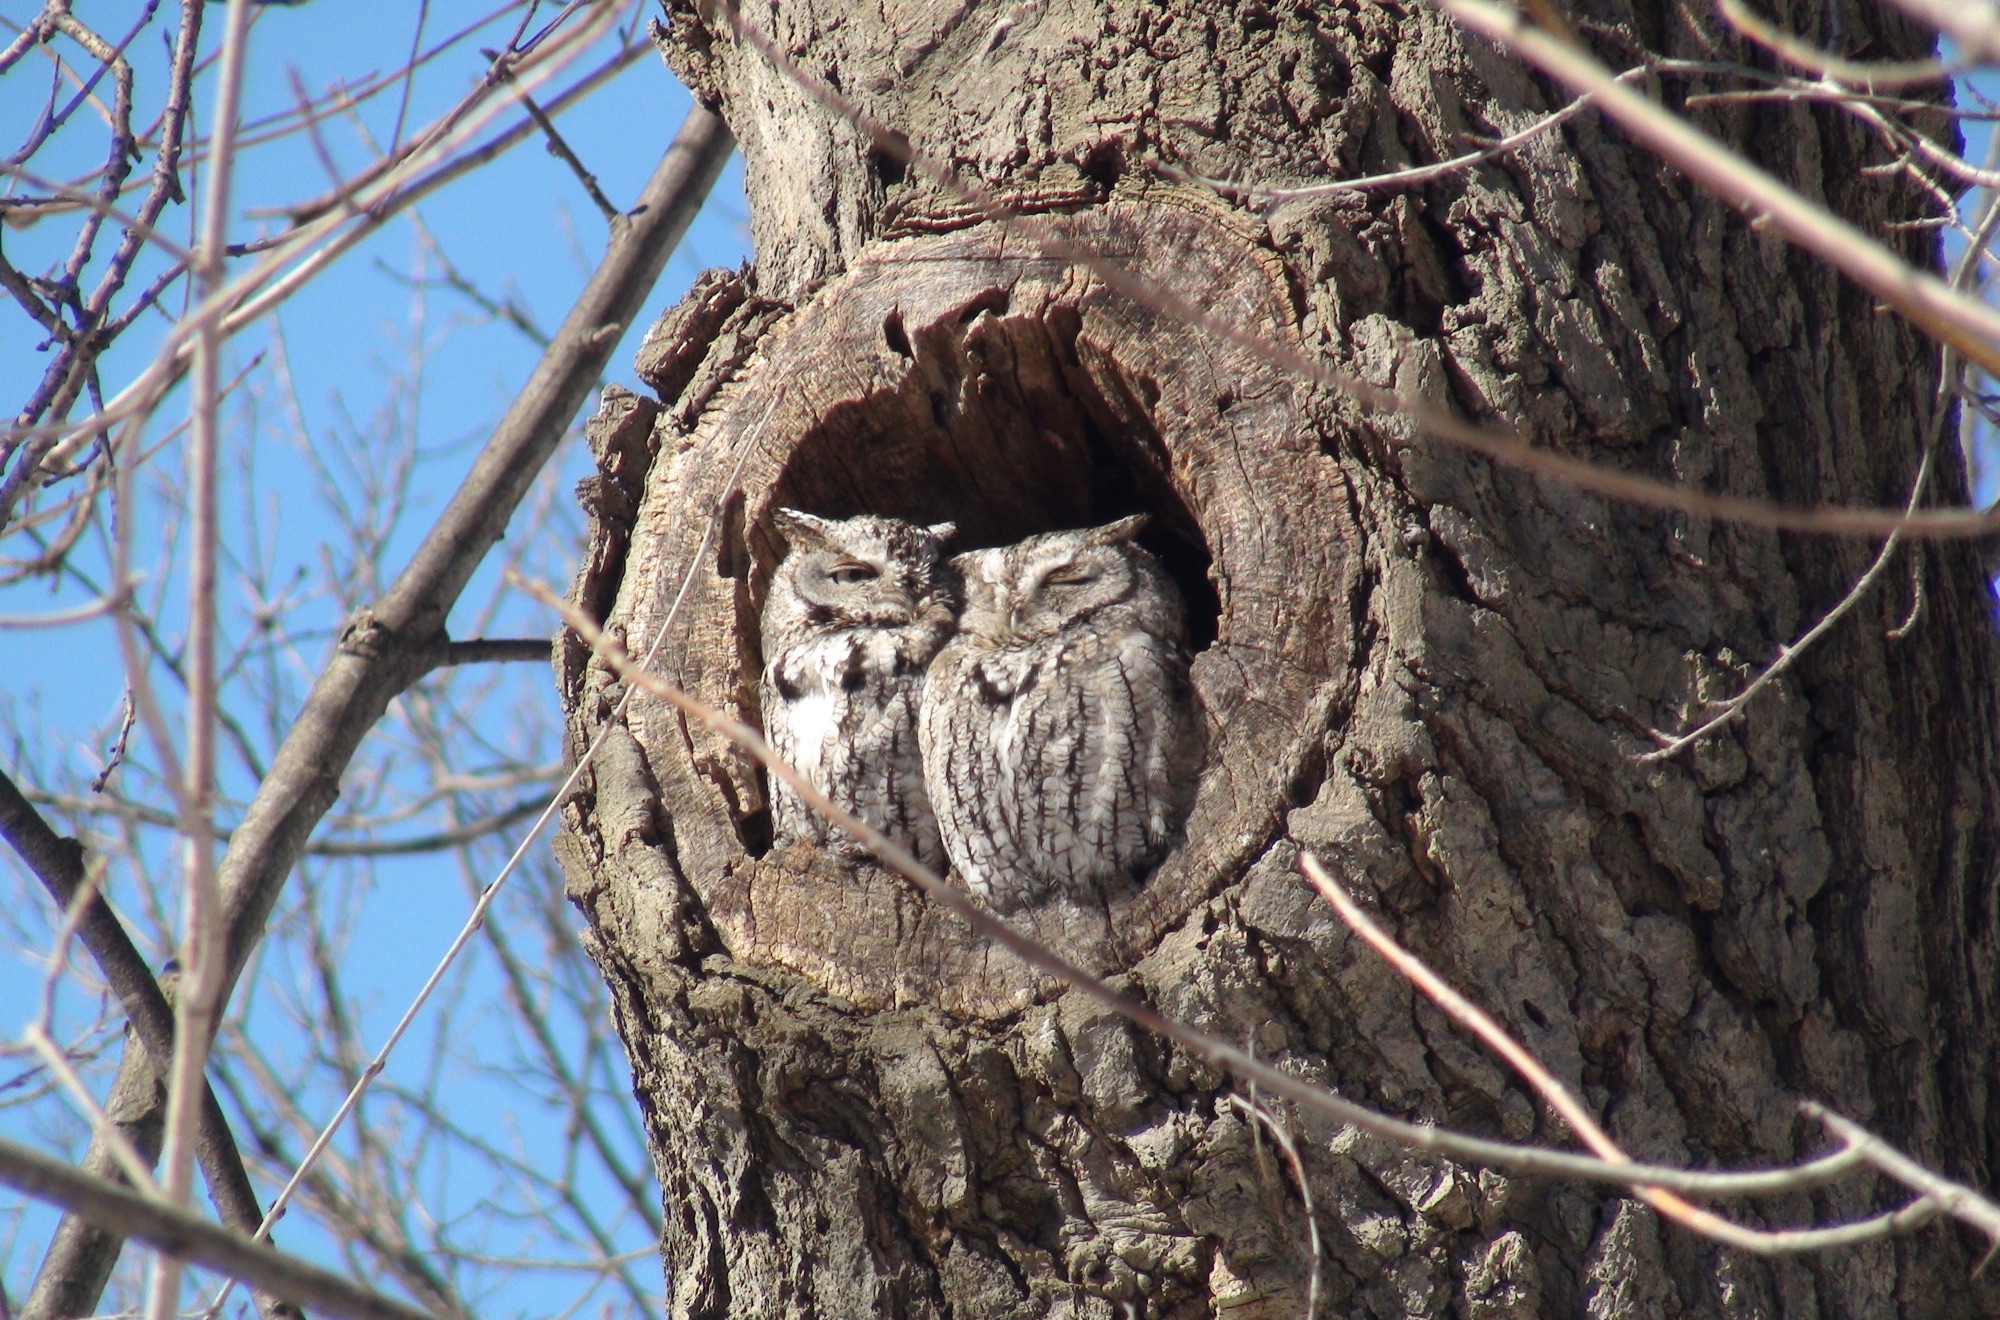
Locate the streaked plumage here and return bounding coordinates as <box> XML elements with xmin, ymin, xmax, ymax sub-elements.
<box><xmin>919</xmin><ymin>515</ymin><xmax>1200</xmax><ymax>909</ymax></box>
<box><xmin>759</xmin><ymin>510</ymin><xmax>957</xmax><ymax>866</ymax></box>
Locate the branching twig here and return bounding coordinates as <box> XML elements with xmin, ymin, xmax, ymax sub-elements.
<box><xmin>1437</xmin><ymin>0</ymin><xmax>2000</xmax><ymax>377</ymax></box>
<box><xmin>1299</xmin><ymin>856</ymin><xmax>1951</xmax><ymax>1255</ymax></box>
<box><xmin>1167</xmin><ymin>65</ymin><xmax>1649</xmax><ymax>202</ymax></box>
<box><xmin>1637</xmin><ymin>449</ymin><xmax>1936</xmax><ymax>763</ymax></box>
<box><xmin>493</xmin><ymin>62</ymin><xmax>621</xmax><ymax>223</ymax></box>
<box><xmin>0</xmin><ymin>1135</ymin><xmax>440</xmax><ymax>1320</ymax></box>
<box><xmin>1227</xmin><ymin>1093</ymin><xmax>1323</xmax><ymax>1320</ymax></box>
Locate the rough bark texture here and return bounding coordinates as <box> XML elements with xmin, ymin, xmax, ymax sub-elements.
<box><xmin>557</xmin><ymin>3</ymin><xmax>2000</xmax><ymax>1316</ymax></box>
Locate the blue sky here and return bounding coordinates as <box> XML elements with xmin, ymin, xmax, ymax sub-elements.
<box><xmin>1</xmin><ymin>3</ymin><xmax>749</xmax><ymax>1311</ymax></box>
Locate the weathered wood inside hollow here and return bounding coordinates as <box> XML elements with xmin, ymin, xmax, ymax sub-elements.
<box><xmin>594</xmin><ymin>191</ymin><xmax>1358</xmax><ymax>1018</ymax></box>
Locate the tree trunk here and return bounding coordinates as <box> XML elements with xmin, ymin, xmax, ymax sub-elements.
<box><xmin>555</xmin><ymin>2</ymin><xmax>2000</xmax><ymax>1315</ymax></box>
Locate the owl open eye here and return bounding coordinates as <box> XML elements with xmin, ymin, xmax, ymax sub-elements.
<box><xmin>1042</xmin><ymin>564</ymin><xmax>1097</xmax><ymax>588</ymax></box>
<box><xmin>827</xmin><ymin>559</ymin><xmax>880</xmax><ymax>585</ymax></box>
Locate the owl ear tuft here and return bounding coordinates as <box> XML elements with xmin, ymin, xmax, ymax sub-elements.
<box><xmin>926</xmin><ymin>520</ymin><xmax>959</xmax><ymax>545</ymax></box>
<box><xmin>772</xmin><ymin>507</ymin><xmax>834</xmax><ymax>545</ymax></box>
<box><xmin>1086</xmin><ymin>513</ymin><xmax>1150</xmax><ymax>546</ymax></box>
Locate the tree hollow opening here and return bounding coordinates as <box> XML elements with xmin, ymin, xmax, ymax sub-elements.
<box><xmin>605</xmin><ymin>202</ymin><xmax>1359</xmax><ymax>1011</ymax></box>
<box><xmin>753</xmin><ymin>308</ymin><xmax>1223</xmax><ymax>655</ymax></box>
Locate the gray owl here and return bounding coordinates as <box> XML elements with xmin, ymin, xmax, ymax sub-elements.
<box><xmin>918</xmin><ymin>515</ymin><xmax>1201</xmax><ymax>909</ymax></box>
<box><xmin>759</xmin><ymin>509</ymin><xmax>958</xmax><ymax>867</ymax></box>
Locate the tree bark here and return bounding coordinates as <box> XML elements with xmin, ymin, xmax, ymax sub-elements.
<box><xmin>558</xmin><ymin>4</ymin><xmax>2000</xmax><ymax>1315</ymax></box>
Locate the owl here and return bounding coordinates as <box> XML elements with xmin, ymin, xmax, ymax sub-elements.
<box><xmin>918</xmin><ymin>515</ymin><xmax>1201</xmax><ymax>910</ymax></box>
<box><xmin>759</xmin><ymin>509</ymin><xmax>958</xmax><ymax>867</ymax></box>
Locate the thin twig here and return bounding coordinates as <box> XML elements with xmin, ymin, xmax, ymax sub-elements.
<box><xmin>1298</xmin><ymin>856</ymin><xmax>1948</xmax><ymax>1255</ymax></box>
<box><xmin>1886</xmin><ymin>552</ymin><xmax>1925</xmax><ymax>640</ymax></box>
<box><xmin>0</xmin><ymin>1135</ymin><xmax>441</xmax><ymax>1320</ymax></box>
<box><xmin>494</xmin><ymin>63</ymin><xmax>621</xmax><ymax>222</ymax></box>
<box><xmin>1437</xmin><ymin>0</ymin><xmax>2000</xmax><ymax>378</ymax></box>
<box><xmin>146</xmin><ymin>2</ymin><xmax>251</xmax><ymax>1315</ymax></box>
<box><xmin>0</xmin><ymin>593</ymin><xmax>127</xmax><ymax>629</ymax></box>
<box><xmin>382</xmin><ymin>214</ymin><xmax>550</xmax><ymax>346</ymax></box>
<box><xmin>391</xmin><ymin>0</ymin><xmax>432</xmax><ymax>154</ymax></box>
<box><xmin>20</xmin><ymin>787</ymin><xmax>557</xmax><ymax>857</ymax></box>
<box><xmin>1227</xmin><ymin>1093</ymin><xmax>1323</xmax><ymax>1320</ymax></box>
<box><xmin>1806</xmin><ymin>1104</ymin><xmax>2000</xmax><ymax>1243</ymax></box>
<box><xmin>1637</xmin><ymin>449</ymin><xmax>1935</xmax><ymax>763</ymax></box>
<box><xmin>92</xmin><ymin>690</ymin><xmax>138</xmax><ymax>793</ymax></box>
<box><xmin>1166</xmin><ymin>65</ymin><xmax>1648</xmax><ymax>202</ymax></box>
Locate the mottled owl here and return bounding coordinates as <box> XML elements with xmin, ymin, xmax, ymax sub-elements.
<box><xmin>918</xmin><ymin>514</ymin><xmax>1201</xmax><ymax>909</ymax></box>
<box><xmin>759</xmin><ymin>509</ymin><xmax>958</xmax><ymax>866</ymax></box>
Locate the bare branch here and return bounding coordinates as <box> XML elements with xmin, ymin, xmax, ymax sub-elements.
<box><xmin>1227</xmin><ymin>1093</ymin><xmax>1322</xmax><ymax>1320</ymax></box>
<box><xmin>147</xmin><ymin>0</ymin><xmax>254</xmax><ymax>1309</ymax></box>
<box><xmin>1300</xmin><ymin>855</ymin><xmax>1951</xmax><ymax>1255</ymax></box>
<box><xmin>27</xmin><ymin>105</ymin><xmax>733</xmax><ymax>1319</ymax></box>
<box><xmin>493</xmin><ymin>63</ymin><xmax>622</xmax><ymax>223</ymax></box>
<box><xmin>1436</xmin><ymin>0</ymin><xmax>2000</xmax><ymax>377</ymax></box>
<box><xmin>437</xmin><ymin>637</ymin><xmax>551</xmax><ymax>666</ymax></box>
<box><xmin>18</xmin><ymin>786</ymin><xmax>558</xmax><ymax>858</ymax></box>
<box><xmin>0</xmin><ymin>1135</ymin><xmax>441</xmax><ymax>1320</ymax></box>
<box><xmin>1883</xmin><ymin>0</ymin><xmax>2000</xmax><ymax>66</ymax></box>
<box><xmin>0</xmin><ymin>768</ymin><xmax>300</xmax><ymax>1320</ymax></box>
<box><xmin>1807</xmin><ymin>1105</ymin><xmax>2000</xmax><ymax>1244</ymax></box>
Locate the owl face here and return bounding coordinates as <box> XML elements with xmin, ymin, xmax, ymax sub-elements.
<box><xmin>764</xmin><ymin>509</ymin><xmax>957</xmax><ymax>635</ymax></box>
<box><xmin>952</xmin><ymin>514</ymin><xmax>1178</xmax><ymax>645</ymax></box>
